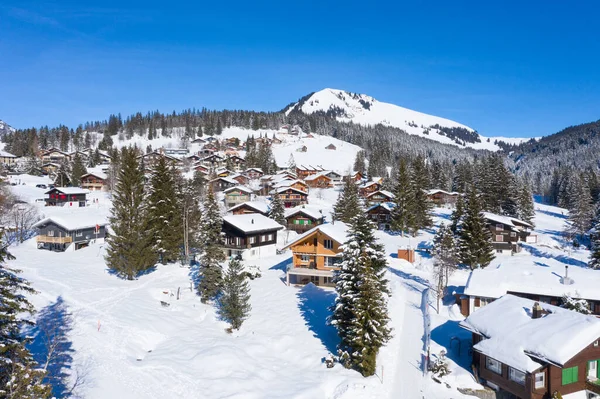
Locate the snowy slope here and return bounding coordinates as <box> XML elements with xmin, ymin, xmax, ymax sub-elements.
<box><xmin>285</xmin><ymin>89</ymin><xmax>528</xmax><ymax>151</ymax></box>
<box><xmin>0</xmin><ymin>119</ymin><xmax>15</xmax><ymax>137</ymax></box>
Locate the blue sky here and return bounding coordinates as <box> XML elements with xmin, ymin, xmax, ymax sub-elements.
<box><xmin>1</xmin><ymin>1</ymin><xmax>600</xmax><ymax>138</ymax></box>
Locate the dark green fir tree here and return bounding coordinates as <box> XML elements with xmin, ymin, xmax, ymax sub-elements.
<box><xmin>459</xmin><ymin>189</ymin><xmax>495</xmax><ymax>269</ymax></box>
<box><xmin>198</xmin><ymin>188</ymin><xmax>226</xmax><ymax>303</ymax></box>
<box><xmin>218</xmin><ymin>256</ymin><xmax>252</xmax><ymax>330</ymax></box>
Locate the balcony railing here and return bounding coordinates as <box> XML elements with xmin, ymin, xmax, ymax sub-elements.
<box><xmin>36</xmin><ymin>235</ymin><xmax>72</xmax><ymax>244</ymax></box>
<box><xmin>586</xmin><ymin>379</ymin><xmax>600</xmax><ymax>395</ymax></box>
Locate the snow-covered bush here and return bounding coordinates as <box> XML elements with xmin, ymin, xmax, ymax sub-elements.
<box><xmin>429</xmin><ymin>350</ymin><xmax>451</xmax><ymax>378</ymax></box>
<box><xmin>561</xmin><ymin>293</ymin><xmax>591</xmax><ymax>314</ymax></box>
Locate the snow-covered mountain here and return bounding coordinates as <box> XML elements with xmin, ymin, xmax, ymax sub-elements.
<box><xmin>0</xmin><ymin>119</ymin><xmax>15</xmax><ymax>136</ymax></box>
<box><xmin>285</xmin><ymin>88</ymin><xmax>527</xmax><ymax>151</ymax></box>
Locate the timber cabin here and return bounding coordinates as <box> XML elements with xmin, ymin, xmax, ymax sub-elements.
<box><xmin>483</xmin><ymin>212</ymin><xmax>536</xmax><ymax>255</ymax></box>
<box><xmin>274</xmin><ymin>187</ymin><xmax>308</xmax><ymax>208</ymax></box>
<box><xmin>223</xmin><ymin>186</ymin><xmax>254</xmax><ymax>208</ymax></box>
<box><xmin>365</xmin><ymin>202</ymin><xmax>395</xmax><ymax>230</ymax></box>
<box><xmin>244</xmin><ymin>167</ymin><xmax>264</xmax><ymax>180</ymax></box>
<box><xmin>210</xmin><ymin>176</ymin><xmax>237</xmax><ymax>192</ymax></box>
<box><xmin>426</xmin><ymin>189</ymin><xmax>461</xmax><ymax>206</ymax></box>
<box><xmin>296</xmin><ymin>165</ymin><xmax>324</xmax><ymax>179</ymax></box>
<box><xmin>40</xmin><ymin>148</ymin><xmax>69</xmax><ymax>164</ymax></box>
<box><xmin>273</xmin><ymin>179</ymin><xmax>309</xmax><ymax>193</ymax></box>
<box><xmin>80</xmin><ymin>172</ymin><xmax>107</xmax><ymax>191</ymax></box>
<box><xmin>230</xmin><ymin>173</ymin><xmax>249</xmax><ymax>186</ymax></box>
<box><xmin>34</xmin><ymin>216</ymin><xmax>107</xmax><ymax>251</ymax></box>
<box><xmin>221</xmin><ymin>214</ymin><xmax>283</xmax><ymax>260</ymax></box>
<box><xmin>41</xmin><ymin>162</ymin><xmax>60</xmax><ymax>175</ymax></box>
<box><xmin>366</xmin><ymin>190</ymin><xmax>395</xmax><ymax>206</ymax></box>
<box><xmin>201</xmin><ymin>154</ymin><xmax>226</xmax><ymax>170</ymax></box>
<box><xmin>44</xmin><ymin>187</ymin><xmax>88</xmax><ymax>207</ymax></box>
<box><xmin>460</xmin><ymin>295</ymin><xmax>600</xmax><ymax>399</ymax></box>
<box><xmin>0</xmin><ymin>150</ymin><xmax>18</xmax><ymax>166</ymax></box>
<box><xmin>325</xmin><ymin>143</ymin><xmax>336</xmax><ymax>150</ymax></box>
<box><xmin>304</xmin><ymin>172</ymin><xmax>332</xmax><ymax>189</ymax></box>
<box><xmin>283</xmin><ymin>222</ymin><xmax>348</xmax><ymax>287</ymax></box>
<box><xmin>227</xmin><ymin>155</ymin><xmax>246</xmax><ymax>171</ymax></box>
<box><xmin>359</xmin><ymin>181</ymin><xmax>381</xmax><ymax>197</ymax></box>
<box><xmin>284</xmin><ymin>207</ymin><xmax>324</xmax><ymax>233</ymax></box>
<box><xmin>228</xmin><ymin>201</ymin><xmax>270</xmax><ymax>216</ymax></box>
<box><xmin>138</xmin><ymin>151</ymin><xmax>181</xmax><ymax>169</ymax></box>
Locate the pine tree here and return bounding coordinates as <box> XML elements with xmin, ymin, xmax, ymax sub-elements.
<box><xmin>459</xmin><ymin>189</ymin><xmax>495</xmax><ymax>270</ymax></box>
<box><xmin>54</xmin><ymin>160</ymin><xmax>71</xmax><ymax>187</ymax></box>
<box><xmin>198</xmin><ymin>189</ymin><xmax>225</xmax><ymax>303</ymax></box>
<box><xmin>450</xmin><ymin>194</ymin><xmax>465</xmax><ymax>235</ymax></box>
<box><xmin>561</xmin><ymin>293</ymin><xmax>592</xmax><ymax>314</ymax></box>
<box><xmin>517</xmin><ymin>182</ymin><xmax>535</xmax><ymax>226</ymax></box>
<box><xmin>269</xmin><ymin>194</ymin><xmax>286</xmax><ymax>226</ymax></box>
<box><xmin>390</xmin><ymin>158</ymin><xmax>416</xmax><ymax>236</ymax></box>
<box><xmin>287</xmin><ymin>154</ymin><xmax>296</xmax><ymax>172</ymax></box>
<box><xmin>589</xmin><ymin>207</ymin><xmax>600</xmax><ymax>270</ymax></box>
<box><xmin>353</xmin><ymin>151</ymin><xmax>366</xmax><ymax>175</ymax></box>
<box><xmin>0</xmin><ymin>230</ymin><xmax>52</xmax><ymax>399</ymax></box>
<box><xmin>218</xmin><ymin>257</ymin><xmax>252</xmax><ymax>330</ymax></box>
<box><xmin>70</xmin><ymin>152</ymin><xmax>87</xmax><ymax>187</ymax></box>
<box><xmin>567</xmin><ymin>177</ymin><xmax>594</xmax><ymax>237</ymax></box>
<box><xmin>147</xmin><ymin>157</ymin><xmax>184</xmax><ymax>264</ymax></box>
<box><xmin>105</xmin><ymin>147</ymin><xmax>157</xmax><ymax>279</ymax></box>
<box><xmin>500</xmin><ymin>175</ymin><xmax>519</xmax><ymax>218</ymax></box>
<box><xmin>333</xmin><ymin>177</ymin><xmax>361</xmax><ymax>223</ymax></box>
<box><xmin>432</xmin><ymin>225</ymin><xmax>458</xmax><ymax>313</ymax></box>
<box><xmin>411</xmin><ymin>156</ymin><xmax>433</xmax><ymax>233</ymax></box>
<box><xmin>330</xmin><ymin>213</ymin><xmax>391</xmax><ymax>377</ymax></box>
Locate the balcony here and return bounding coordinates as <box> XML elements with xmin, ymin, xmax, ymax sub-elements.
<box><xmin>586</xmin><ymin>378</ymin><xmax>600</xmax><ymax>395</ymax></box>
<box><xmin>37</xmin><ymin>235</ymin><xmax>72</xmax><ymax>244</ymax></box>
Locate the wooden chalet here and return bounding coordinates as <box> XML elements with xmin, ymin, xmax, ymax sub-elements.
<box><xmin>44</xmin><ymin>187</ymin><xmax>88</xmax><ymax>207</ymax></box>
<box><xmin>163</xmin><ymin>148</ymin><xmax>189</xmax><ymax>156</ymax></box>
<box><xmin>210</xmin><ymin>176</ymin><xmax>237</xmax><ymax>192</ymax></box>
<box><xmin>230</xmin><ymin>173</ymin><xmax>249</xmax><ymax>186</ymax></box>
<box><xmin>365</xmin><ymin>203</ymin><xmax>395</xmax><ymax>230</ymax></box>
<box><xmin>223</xmin><ymin>186</ymin><xmax>254</xmax><ymax>208</ymax></box>
<box><xmin>273</xmin><ymin>179</ymin><xmax>308</xmax><ymax>193</ymax></box>
<box><xmin>80</xmin><ymin>172</ymin><xmax>107</xmax><ymax>191</ymax></box>
<box><xmin>138</xmin><ymin>152</ymin><xmax>182</xmax><ymax>169</ymax></box>
<box><xmin>296</xmin><ymin>165</ymin><xmax>324</xmax><ymax>179</ymax></box>
<box><xmin>244</xmin><ymin>167</ymin><xmax>264</xmax><ymax>180</ymax></box>
<box><xmin>190</xmin><ymin>138</ymin><xmax>207</xmax><ymax>145</ymax></box>
<box><xmin>216</xmin><ymin>168</ymin><xmax>234</xmax><ymax>178</ymax></box>
<box><xmin>34</xmin><ymin>216</ymin><xmax>107</xmax><ymax>251</ymax></box>
<box><xmin>41</xmin><ymin>162</ymin><xmax>60</xmax><ymax>175</ymax></box>
<box><xmin>283</xmin><ymin>222</ymin><xmax>348</xmax><ymax>287</ymax></box>
<box><xmin>221</xmin><ymin>214</ymin><xmax>283</xmax><ymax>260</ymax></box>
<box><xmin>460</xmin><ymin>295</ymin><xmax>600</xmax><ymax>399</ymax></box>
<box><xmin>201</xmin><ymin>154</ymin><xmax>226</xmax><ymax>170</ymax></box>
<box><xmin>304</xmin><ymin>172</ymin><xmax>332</xmax><ymax>189</ymax></box>
<box><xmin>227</xmin><ymin>155</ymin><xmax>246</xmax><ymax>171</ymax></box>
<box><xmin>366</xmin><ymin>190</ymin><xmax>395</xmax><ymax>206</ymax></box>
<box><xmin>0</xmin><ymin>150</ymin><xmax>18</xmax><ymax>166</ymax></box>
<box><xmin>186</xmin><ymin>154</ymin><xmax>203</xmax><ymax>162</ymax></box>
<box><xmin>40</xmin><ymin>148</ymin><xmax>69</xmax><ymax>164</ymax></box>
<box><xmin>359</xmin><ymin>181</ymin><xmax>381</xmax><ymax>197</ymax></box>
<box><xmin>228</xmin><ymin>201</ymin><xmax>270</xmax><ymax>216</ymax></box>
<box><xmin>193</xmin><ymin>163</ymin><xmax>210</xmax><ymax>175</ymax></box>
<box><xmin>325</xmin><ymin>143</ymin><xmax>337</xmax><ymax>150</ymax></box>
<box><xmin>426</xmin><ymin>189</ymin><xmax>461</xmax><ymax>206</ymax></box>
<box><xmin>275</xmin><ymin>187</ymin><xmax>308</xmax><ymax>208</ymax></box>
<box><xmin>198</xmin><ymin>147</ymin><xmax>215</xmax><ymax>158</ymax></box>
<box><xmin>483</xmin><ymin>212</ymin><xmax>536</xmax><ymax>255</ymax></box>
<box><xmin>284</xmin><ymin>207</ymin><xmax>324</xmax><ymax>233</ymax></box>
<box><xmin>323</xmin><ymin>171</ymin><xmax>343</xmax><ymax>186</ymax></box>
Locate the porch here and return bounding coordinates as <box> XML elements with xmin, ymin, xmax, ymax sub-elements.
<box><xmin>286</xmin><ymin>267</ymin><xmax>334</xmax><ymax>287</ymax></box>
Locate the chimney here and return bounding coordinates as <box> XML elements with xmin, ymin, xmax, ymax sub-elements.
<box><xmin>251</xmin><ymin>219</ymin><xmax>254</xmax><ymax>224</ymax></box>
<box><xmin>562</xmin><ymin>265</ymin><xmax>574</xmax><ymax>285</ymax></box>
<box><xmin>532</xmin><ymin>302</ymin><xmax>543</xmax><ymax>319</ymax></box>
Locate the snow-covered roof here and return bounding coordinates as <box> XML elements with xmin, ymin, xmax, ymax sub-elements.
<box><xmin>464</xmin><ymin>259</ymin><xmax>600</xmax><ymax>301</ymax></box>
<box><xmin>222</xmin><ymin>214</ymin><xmax>282</xmax><ymax>234</ymax></box>
<box><xmin>426</xmin><ymin>189</ymin><xmax>460</xmax><ymax>196</ymax></box>
<box><xmin>304</xmin><ymin>171</ymin><xmax>332</xmax><ymax>181</ymax></box>
<box><xmin>245</xmin><ymin>167</ymin><xmax>263</xmax><ymax>173</ymax></box>
<box><xmin>482</xmin><ymin>212</ymin><xmax>533</xmax><ymax>229</ymax></box>
<box><xmin>284</xmin><ymin>207</ymin><xmax>323</xmax><ymax>220</ymax></box>
<box><xmin>360</xmin><ymin>181</ymin><xmax>380</xmax><ymax>189</ymax></box>
<box><xmin>210</xmin><ymin>176</ymin><xmax>237</xmax><ymax>185</ymax></box>
<box><xmin>283</xmin><ymin>222</ymin><xmax>349</xmax><ymax>250</ymax></box>
<box><xmin>366</xmin><ymin>202</ymin><xmax>395</xmax><ymax>212</ymax></box>
<box><xmin>228</xmin><ymin>201</ymin><xmax>270</xmax><ymax>214</ymax></box>
<box><xmin>45</xmin><ymin>187</ymin><xmax>90</xmax><ymax>195</ymax></box>
<box><xmin>81</xmin><ymin>171</ymin><xmax>107</xmax><ymax>180</ymax></box>
<box><xmin>33</xmin><ymin>214</ymin><xmax>108</xmax><ymax>231</ymax></box>
<box><xmin>460</xmin><ymin>294</ymin><xmax>600</xmax><ymax>372</ymax></box>
<box><xmin>224</xmin><ymin>185</ymin><xmax>254</xmax><ymax>195</ymax></box>
<box><xmin>275</xmin><ymin>186</ymin><xmax>307</xmax><ymax>195</ymax></box>
<box><xmin>0</xmin><ymin>149</ymin><xmax>17</xmax><ymax>158</ymax></box>
<box><xmin>273</xmin><ymin>179</ymin><xmax>307</xmax><ymax>189</ymax></box>
<box><xmin>367</xmin><ymin>190</ymin><xmax>395</xmax><ymax>199</ymax></box>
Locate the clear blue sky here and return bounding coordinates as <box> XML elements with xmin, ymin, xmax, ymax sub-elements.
<box><xmin>2</xmin><ymin>1</ymin><xmax>600</xmax><ymax>138</ymax></box>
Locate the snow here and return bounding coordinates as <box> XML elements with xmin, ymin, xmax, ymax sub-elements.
<box><xmin>222</xmin><ymin>214</ymin><xmax>283</xmax><ymax>234</ymax></box>
<box><xmin>45</xmin><ymin>187</ymin><xmax>90</xmax><ymax>195</ymax></box>
<box><xmin>459</xmin><ymin>294</ymin><xmax>600</xmax><ymax>372</ymax></box>
<box><xmin>283</xmin><ymin>222</ymin><xmax>350</xmax><ymax>249</ymax></box>
<box><xmin>223</xmin><ymin>185</ymin><xmax>254</xmax><ymax>195</ymax></box>
<box><xmin>426</xmin><ymin>189</ymin><xmax>460</xmax><ymax>196</ymax></box>
<box><xmin>284</xmin><ymin>206</ymin><xmax>324</xmax><ymax>221</ymax></box>
<box><xmin>285</xmin><ymin>88</ymin><xmax>527</xmax><ymax>151</ymax></box>
<box><xmin>0</xmin><ymin>149</ymin><xmax>17</xmax><ymax>157</ymax></box>
<box><xmin>481</xmin><ymin>211</ymin><xmax>532</xmax><ymax>229</ymax></box>
<box><xmin>33</xmin><ymin>209</ymin><xmax>109</xmax><ymax>231</ymax></box>
<box><xmin>227</xmin><ymin>201</ymin><xmax>270</xmax><ymax>215</ymax></box>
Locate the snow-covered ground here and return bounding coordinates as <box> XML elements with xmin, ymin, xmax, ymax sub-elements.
<box><xmin>4</xmin><ymin>176</ymin><xmax>594</xmax><ymax>398</ymax></box>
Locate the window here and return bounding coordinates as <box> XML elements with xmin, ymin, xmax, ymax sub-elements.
<box><xmin>75</xmin><ymin>230</ymin><xmax>83</xmax><ymax>237</ymax></box>
<box><xmin>261</xmin><ymin>235</ymin><xmax>267</xmax><ymax>242</ymax></box>
<box><xmin>300</xmin><ymin>255</ymin><xmax>311</xmax><ymax>262</ymax></box>
<box><xmin>595</xmin><ymin>340</ymin><xmax>599</xmax><ymax>347</ymax></box>
<box><xmin>562</xmin><ymin>366</ymin><xmax>578</xmax><ymax>385</ymax></box>
<box><xmin>510</xmin><ymin>232</ymin><xmax>517</xmax><ymax>237</ymax></box>
<box><xmin>267</xmin><ymin>234</ymin><xmax>273</xmax><ymax>241</ymax></box>
<box><xmin>310</xmin><ymin>275</ymin><xmax>319</xmax><ymax>284</ymax></box>
<box><xmin>323</xmin><ymin>239</ymin><xmax>333</xmax><ymax>249</ymax></box>
<box><xmin>249</xmin><ymin>237</ymin><xmax>256</xmax><ymax>244</ymax></box>
<box><xmin>509</xmin><ymin>367</ymin><xmax>526</xmax><ymax>385</ymax></box>
<box><xmin>495</xmin><ymin>235</ymin><xmax>503</xmax><ymax>242</ymax></box>
<box><xmin>324</xmin><ymin>257</ymin><xmax>342</xmax><ymax>267</ymax></box>
<box><xmin>496</xmin><ymin>223</ymin><xmax>504</xmax><ymax>231</ymax></box>
<box><xmin>47</xmin><ymin>230</ymin><xmax>54</xmax><ymax>237</ymax></box>
<box><xmin>534</xmin><ymin>371</ymin><xmax>545</xmax><ymax>389</ymax></box>
<box><xmin>486</xmin><ymin>357</ymin><xmax>501</xmax><ymax>375</ymax></box>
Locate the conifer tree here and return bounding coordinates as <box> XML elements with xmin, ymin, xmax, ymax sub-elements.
<box><xmin>459</xmin><ymin>189</ymin><xmax>495</xmax><ymax>270</ymax></box>
<box><xmin>450</xmin><ymin>194</ymin><xmax>465</xmax><ymax>235</ymax></box>
<box><xmin>269</xmin><ymin>194</ymin><xmax>286</xmax><ymax>226</ymax></box>
<box><xmin>105</xmin><ymin>147</ymin><xmax>156</xmax><ymax>279</ymax></box>
<box><xmin>219</xmin><ymin>256</ymin><xmax>251</xmax><ymax>330</ymax></box>
<box><xmin>517</xmin><ymin>182</ymin><xmax>536</xmax><ymax>226</ymax></box>
<box><xmin>589</xmin><ymin>207</ymin><xmax>600</xmax><ymax>270</ymax></box>
<box><xmin>333</xmin><ymin>177</ymin><xmax>361</xmax><ymax>223</ymax></box>
<box><xmin>567</xmin><ymin>177</ymin><xmax>594</xmax><ymax>237</ymax></box>
<box><xmin>390</xmin><ymin>158</ymin><xmax>415</xmax><ymax>236</ymax></box>
<box><xmin>411</xmin><ymin>156</ymin><xmax>433</xmax><ymax>233</ymax></box>
<box><xmin>432</xmin><ymin>225</ymin><xmax>458</xmax><ymax>313</ymax></box>
<box><xmin>330</xmin><ymin>213</ymin><xmax>391</xmax><ymax>377</ymax></box>
<box><xmin>70</xmin><ymin>152</ymin><xmax>87</xmax><ymax>187</ymax></box>
<box><xmin>353</xmin><ymin>151</ymin><xmax>366</xmax><ymax>175</ymax></box>
<box><xmin>0</xmin><ymin>231</ymin><xmax>52</xmax><ymax>399</ymax></box>
<box><xmin>287</xmin><ymin>154</ymin><xmax>296</xmax><ymax>172</ymax></box>
<box><xmin>147</xmin><ymin>157</ymin><xmax>184</xmax><ymax>264</ymax></box>
<box><xmin>54</xmin><ymin>160</ymin><xmax>71</xmax><ymax>187</ymax></box>
<box><xmin>198</xmin><ymin>189</ymin><xmax>225</xmax><ymax>303</ymax></box>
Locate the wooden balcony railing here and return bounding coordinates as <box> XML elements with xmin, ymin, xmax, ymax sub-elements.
<box><xmin>587</xmin><ymin>379</ymin><xmax>600</xmax><ymax>395</ymax></box>
<box><xmin>36</xmin><ymin>235</ymin><xmax>72</xmax><ymax>244</ymax></box>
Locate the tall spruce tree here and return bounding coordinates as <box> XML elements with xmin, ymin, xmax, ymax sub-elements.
<box><xmin>54</xmin><ymin>160</ymin><xmax>71</xmax><ymax>187</ymax></box>
<box><xmin>330</xmin><ymin>213</ymin><xmax>391</xmax><ymax>377</ymax></box>
<box><xmin>459</xmin><ymin>189</ymin><xmax>495</xmax><ymax>270</ymax></box>
<box><xmin>0</xmin><ymin>231</ymin><xmax>52</xmax><ymax>399</ymax></box>
<box><xmin>567</xmin><ymin>177</ymin><xmax>594</xmax><ymax>237</ymax></box>
<box><xmin>411</xmin><ymin>156</ymin><xmax>433</xmax><ymax>233</ymax></box>
<box><xmin>218</xmin><ymin>257</ymin><xmax>251</xmax><ymax>330</ymax></box>
<box><xmin>450</xmin><ymin>194</ymin><xmax>465</xmax><ymax>235</ymax></box>
<box><xmin>147</xmin><ymin>157</ymin><xmax>184</xmax><ymax>264</ymax></box>
<box><xmin>333</xmin><ymin>177</ymin><xmax>361</xmax><ymax>223</ymax></box>
<box><xmin>517</xmin><ymin>182</ymin><xmax>536</xmax><ymax>226</ymax></box>
<box><xmin>70</xmin><ymin>152</ymin><xmax>87</xmax><ymax>187</ymax></box>
<box><xmin>390</xmin><ymin>158</ymin><xmax>416</xmax><ymax>236</ymax></box>
<box><xmin>432</xmin><ymin>225</ymin><xmax>459</xmax><ymax>313</ymax></box>
<box><xmin>105</xmin><ymin>147</ymin><xmax>157</xmax><ymax>279</ymax></box>
<box><xmin>198</xmin><ymin>189</ymin><xmax>225</xmax><ymax>303</ymax></box>
<box><xmin>269</xmin><ymin>194</ymin><xmax>286</xmax><ymax>226</ymax></box>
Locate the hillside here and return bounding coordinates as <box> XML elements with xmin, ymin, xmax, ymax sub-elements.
<box><xmin>284</xmin><ymin>89</ymin><xmax>527</xmax><ymax>151</ymax></box>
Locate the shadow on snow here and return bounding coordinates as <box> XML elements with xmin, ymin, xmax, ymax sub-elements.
<box><xmin>431</xmin><ymin>320</ymin><xmax>473</xmax><ymax>371</ymax></box>
<box><xmin>523</xmin><ymin>244</ymin><xmax>588</xmax><ymax>268</ymax></box>
<box><xmin>296</xmin><ymin>283</ymin><xmax>338</xmax><ymax>355</ymax></box>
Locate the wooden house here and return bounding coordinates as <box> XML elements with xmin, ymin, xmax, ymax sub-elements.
<box><xmin>186</xmin><ymin>154</ymin><xmax>203</xmax><ymax>162</ymax></box>
<box><xmin>163</xmin><ymin>148</ymin><xmax>189</xmax><ymax>157</ymax></box>
<box><xmin>304</xmin><ymin>172</ymin><xmax>332</xmax><ymax>189</ymax></box>
<box><xmin>138</xmin><ymin>152</ymin><xmax>181</xmax><ymax>169</ymax></box>
<box><xmin>460</xmin><ymin>294</ymin><xmax>600</xmax><ymax>399</ymax></box>
<box><xmin>40</xmin><ymin>148</ymin><xmax>69</xmax><ymax>164</ymax></box>
<box><xmin>193</xmin><ymin>163</ymin><xmax>210</xmax><ymax>175</ymax></box>
<box><xmin>201</xmin><ymin>154</ymin><xmax>226</xmax><ymax>170</ymax></box>
<box><xmin>283</xmin><ymin>222</ymin><xmax>349</xmax><ymax>287</ymax></box>
<box><xmin>366</xmin><ymin>190</ymin><xmax>395</xmax><ymax>206</ymax></box>
<box><xmin>273</xmin><ymin>179</ymin><xmax>309</xmax><ymax>193</ymax></box>
<box><xmin>34</xmin><ymin>216</ymin><xmax>107</xmax><ymax>251</ymax></box>
<box><xmin>365</xmin><ymin>203</ymin><xmax>395</xmax><ymax>230</ymax></box>
<box><xmin>210</xmin><ymin>176</ymin><xmax>237</xmax><ymax>192</ymax></box>
<box><xmin>44</xmin><ymin>187</ymin><xmax>88</xmax><ymax>207</ymax></box>
<box><xmin>227</xmin><ymin>155</ymin><xmax>246</xmax><ymax>171</ymax></box>
<box><xmin>0</xmin><ymin>150</ymin><xmax>18</xmax><ymax>166</ymax></box>
<box><xmin>483</xmin><ymin>212</ymin><xmax>536</xmax><ymax>255</ymax></box>
<box><xmin>80</xmin><ymin>172</ymin><xmax>107</xmax><ymax>191</ymax></box>
<box><xmin>284</xmin><ymin>207</ymin><xmax>324</xmax><ymax>233</ymax></box>
<box><xmin>191</xmin><ymin>138</ymin><xmax>207</xmax><ymax>145</ymax></box>
<box><xmin>230</xmin><ymin>173</ymin><xmax>249</xmax><ymax>186</ymax></box>
<box><xmin>221</xmin><ymin>214</ymin><xmax>283</xmax><ymax>260</ymax></box>
<box><xmin>323</xmin><ymin>171</ymin><xmax>343</xmax><ymax>186</ymax></box>
<box><xmin>198</xmin><ymin>147</ymin><xmax>215</xmax><ymax>158</ymax></box>
<box><xmin>216</xmin><ymin>168</ymin><xmax>234</xmax><ymax>178</ymax></box>
<box><xmin>275</xmin><ymin>187</ymin><xmax>308</xmax><ymax>208</ymax></box>
<box><xmin>223</xmin><ymin>186</ymin><xmax>254</xmax><ymax>208</ymax></box>
<box><xmin>325</xmin><ymin>143</ymin><xmax>337</xmax><ymax>150</ymax></box>
<box><xmin>41</xmin><ymin>162</ymin><xmax>60</xmax><ymax>175</ymax></box>
<box><xmin>426</xmin><ymin>189</ymin><xmax>461</xmax><ymax>206</ymax></box>
<box><xmin>359</xmin><ymin>181</ymin><xmax>381</xmax><ymax>197</ymax></box>
<box><xmin>296</xmin><ymin>165</ymin><xmax>323</xmax><ymax>179</ymax></box>
<box><xmin>228</xmin><ymin>201</ymin><xmax>270</xmax><ymax>216</ymax></box>
<box><xmin>244</xmin><ymin>167</ymin><xmax>264</xmax><ymax>180</ymax></box>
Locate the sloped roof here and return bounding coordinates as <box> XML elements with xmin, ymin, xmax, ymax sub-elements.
<box><xmin>367</xmin><ymin>190</ymin><xmax>395</xmax><ymax>199</ymax></box>
<box><xmin>284</xmin><ymin>206</ymin><xmax>323</xmax><ymax>220</ymax></box>
<box><xmin>0</xmin><ymin>150</ymin><xmax>17</xmax><ymax>158</ymax></box>
<box><xmin>45</xmin><ymin>187</ymin><xmax>89</xmax><ymax>195</ymax></box>
<box><xmin>33</xmin><ymin>213</ymin><xmax>108</xmax><ymax>231</ymax></box>
<box><xmin>482</xmin><ymin>212</ymin><xmax>533</xmax><ymax>229</ymax></box>
<box><xmin>275</xmin><ymin>186</ymin><xmax>307</xmax><ymax>195</ymax></box>
<box><xmin>228</xmin><ymin>201</ymin><xmax>270</xmax><ymax>214</ymax></box>
<box><xmin>460</xmin><ymin>294</ymin><xmax>600</xmax><ymax>373</ymax></box>
<box><xmin>223</xmin><ymin>214</ymin><xmax>283</xmax><ymax>234</ymax></box>
<box><xmin>304</xmin><ymin>171</ymin><xmax>332</xmax><ymax>181</ymax></box>
<box><xmin>426</xmin><ymin>189</ymin><xmax>461</xmax><ymax>196</ymax></box>
<box><xmin>366</xmin><ymin>202</ymin><xmax>395</xmax><ymax>212</ymax></box>
<box><xmin>81</xmin><ymin>172</ymin><xmax>107</xmax><ymax>180</ymax></box>
<box><xmin>224</xmin><ymin>185</ymin><xmax>254</xmax><ymax>195</ymax></box>
<box><xmin>283</xmin><ymin>221</ymin><xmax>349</xmax><ymax>250</ymax></box>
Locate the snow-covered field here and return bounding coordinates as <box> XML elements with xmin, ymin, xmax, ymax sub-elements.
<box><xmin>4</xmin><ymin>173</ymin><xmax>594</xmax><ymax>398</ymax></box>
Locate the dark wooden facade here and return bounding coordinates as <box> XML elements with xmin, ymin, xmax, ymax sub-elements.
<box><xmin>36</xmin><ymin>220</ymin><xmax>106</xmax><ymax>251</ymax></box>
<box><xmin>45</xmin><ymin>188</ymin><xmax>87</xmax><ymax>207</ymax></box>
<box><xmin>365</xmin><ymin>204</ymin><xmax>393</xmax><ymax>230</ymax></box>
<box><xmin>285</xmin><ymin>211</ymin><xmax>324</xmax><ymax>233</ymax></box>
<box><xmin>221</xmin><ymin>221</ymin><xmax>279</xmax><ymax>257</ymax></box>
<box><xmin>276</xmin><ymin>188</ymin><xmax>308</xmax><ymax>208</ymax></box>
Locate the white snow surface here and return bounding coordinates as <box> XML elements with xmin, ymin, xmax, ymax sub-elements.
<box><xmin>223</xmin><ymin>213</ymin><xmax>283</xmax><ymax>233</ymax></box>
<box><xmin>460</xmin><ymin>294</ymin><xmax>600</xmax><ymax>372</ymax></box>
<box><xmin>285</xmin><ymin>88</ymin><xmax>528</xmax><ymax>151</ymax></box>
